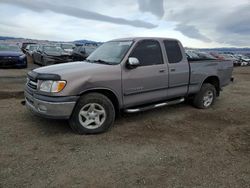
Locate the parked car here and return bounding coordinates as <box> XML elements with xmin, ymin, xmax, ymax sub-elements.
<box><xmin>56</xmin><ymin>43</ymin><xmax>75</xmax><ymax>54</ymax></box>
<box><xmin>195</xmin><ymin>51</ymin><xmax>217</xmax><ymax>60</ymax></box>
<box><xmin>32</xmin><ymin>45</ymin><xmax>72</xmax><ymax>66</ymax></box>
<box><xmin>245</xmin><ymin>53</ymin><xmax>250</xmax><ymax>58</ymax></box>
<box><xmin>25</xmin><ymin>37</ymin><xmax>233</xmax><ymax>134</ymax></box>
<box><xmin>21</xmin><ymin>42</ymin><xmax>37</xmax><ymax>53</ymax></box>
<box><xmin>72</xmin><ymin>44</ymin><xmax>97</xmax><ymax>61</ymax></box>
<box><xmin>219</xmin><ymin>53</ymin><xmax>242</xmax><ymax>66</ymax></box>
<box><xmin>0</xmin><ymin>45</ymin><xmax>27</xmax><ymax>68</ymax></box>
<box><xmin>209</xmin><ymin>52</ymin><xmax>226</xmax><ymax>60</ymax></box>
<box><xmin>235</xmin><ymin>54</ymin><xmax>250</xmax><ymax>66</ymax></box>
<box><xmin>186</xmin><ymin>50</ymin><xmax>216</xmax><ymax>61</ymax></box>
<box><xmin>25</xmin><ymin>44</ymin><xmax>39</xmax><ymax>56</ymax></box>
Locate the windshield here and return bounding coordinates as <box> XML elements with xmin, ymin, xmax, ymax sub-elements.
<box><xmin>44</xmin><ymin>46</ymin><xmax>63</xmax><ymax>53</ymax></box>
<box><xmin>186</xmin><ymin>51</ymin><xmax>200</xmax><ymax>59</ymax></box>
<box><xmin>86</xmin><ymin>41</ymin><xmax>133</xmax><ymax>64</ymax></box>
<box><xmin>29</xmin><ymin>45</ymin><xmax>38</xmax><ymax>51</ymax></box>
<box><xmin>61</xmin><ymin>44</ymin><xmax>74</xmax><ymax>49</ymax></box>
<box><xmin>0</xmin><ymin>45</ymin><xmax>21</xmax><ymax>52</ymax></box>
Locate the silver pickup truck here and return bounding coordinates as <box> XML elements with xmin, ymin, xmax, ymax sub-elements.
<box><xmin>25</xmin><ymin>37</ymin><xmax>233</xmax><ymax>134</ymax></box>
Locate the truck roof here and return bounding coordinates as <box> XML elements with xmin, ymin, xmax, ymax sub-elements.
<box><xmin>110</xmin><ymin>37</ymin><xmax>179</xmax><ymax>42</ymax></box>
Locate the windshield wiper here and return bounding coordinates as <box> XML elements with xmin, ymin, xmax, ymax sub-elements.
<box><xmin>92</xmin><ymin>59</ymin><xmax>114</xmax><ymax>65</ymax></box>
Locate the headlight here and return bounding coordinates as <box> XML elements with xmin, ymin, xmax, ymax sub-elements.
<box><xmin>38</xmin><ymin>80</ymin><xmax>66</xmax><ymax>93</ymax></box>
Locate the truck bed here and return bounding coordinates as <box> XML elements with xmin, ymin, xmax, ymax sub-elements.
<box><xmin>188</xmin><ymin>59</ymin><xmax>233</xmax><ymax>94</ymax></box>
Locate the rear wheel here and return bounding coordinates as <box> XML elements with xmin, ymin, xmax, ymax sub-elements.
<box><xmin>193</xmin><ymin>83</ymin><xmax>216</xmax><ymax>109</ymax></box>
<box><xmin>69</xmin><ymin>93</ymin><xmax>115</xmax><ymax>134</ymax></box>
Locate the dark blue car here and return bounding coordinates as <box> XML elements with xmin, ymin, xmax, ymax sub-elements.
<box><xmin>0</xmin><ymin>45</ymin><xmax>27</xmax><ymax>68</ymax></box>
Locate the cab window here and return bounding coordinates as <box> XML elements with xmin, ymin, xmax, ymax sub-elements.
<box><xmin>164</xmin><ymin>40</ymin><xmax>183</xmax><ymax>63</ymax></box>
<box><xmin>130</xmin><ymin>40</ymin><xmax>163</xmax><ymax>66</ymax></box>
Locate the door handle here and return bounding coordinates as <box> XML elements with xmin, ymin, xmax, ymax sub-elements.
<box><xmin>159</xmin><ymin>69</ymin><xmax>166</xmax><ymax>73</ymax></box>
<box><xmin>170</xmin><ymin>68</ymin><xmax>176</xmax><ymax>72</ymax></box>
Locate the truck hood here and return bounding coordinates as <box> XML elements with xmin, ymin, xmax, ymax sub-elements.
<box><xmin>34</xmin><ymin>61</ymin><xmax>112</xmax><ymax>78</ymax></box>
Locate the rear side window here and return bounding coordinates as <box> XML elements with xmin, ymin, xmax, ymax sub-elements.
<box><xmin>164</xmin><ymin>40</ymin><xmax>183</xmax><ymax>63</ymax></box>
<box><xmin>130</xmin><ymin>40</ymin><xmax>163</xmax><ymax>66</ymax></box>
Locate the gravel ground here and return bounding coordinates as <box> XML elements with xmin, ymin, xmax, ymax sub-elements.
<box><xmin>0</xmin><ymin>67</ymin><xmax>249</xmax><ymax>187</ymax></box>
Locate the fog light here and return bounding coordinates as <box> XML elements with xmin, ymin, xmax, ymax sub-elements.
<box><xmin>38</xmin><ymin>104</ymin><xmax>47</xmax><ymax>112</ymax></box>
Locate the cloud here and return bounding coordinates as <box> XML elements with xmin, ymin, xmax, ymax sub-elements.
<box><xmin>163</xmin><ymin>0</ymin><xmax>250</xmax><ymax>46</ymax></box>
<box><xmin>138</xmin><ymin>0</ymin><xmax>164</xmax><ymax>18</ymax></box>
<box><xmin>0</xmin><ymin>0</ymin><xmax>157</xmax><ymax>29</ymax></box>
<box><xmin>175</xmin><ymin>24</ymin><xmax>211</xmax><ymax>42</ymax></box>
<box><xmin>0</xmin><ymin>0</ymin><xmax>250</xmax><ymax>47</ymax></box>
<box><xmin>217</xmin><ymin>5</ymin><xmax>250</xmax><ymax>35</ymax></box>
<box><xmin>213</xmin><ymin>5</ymin><xmax>250</xmax><ymax>46</ymax></box>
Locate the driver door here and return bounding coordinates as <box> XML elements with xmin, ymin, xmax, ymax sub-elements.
<box><xmin>122</xmin><ymin>40</ymin><xmax>168</xmax><ymax>108</ymax></box>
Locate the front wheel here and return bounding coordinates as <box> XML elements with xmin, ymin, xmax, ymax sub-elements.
<box><xmin>193</xmin><ymin>83</ymin><xmax>216</xmax><ymax>109</ymax></box>
<box><xmin>69</xmin><ymin>93</ymin><xmax>115</xmax><ymax>134</ymax></box>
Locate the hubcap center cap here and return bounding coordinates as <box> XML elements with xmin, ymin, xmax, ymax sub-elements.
<box><xmin>88</xmin><ymin>111</ymin><xmax>97</xmax><ymax>119</ymax></box>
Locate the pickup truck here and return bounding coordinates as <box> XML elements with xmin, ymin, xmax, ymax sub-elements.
<box><xmin>24</xmin><ymin>37</ymin><xmax>233</xmax><ymax>134</ymax></box>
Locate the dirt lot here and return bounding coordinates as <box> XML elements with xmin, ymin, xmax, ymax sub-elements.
<box><xmin>0</xmin><ymin>56</ymin><xmax>38</xmax><ymax>99</ymax></box>
<box><xmin>0</xmin><ymin>67</ymin><xmax>250</xmax><ymax>187</ymax></box>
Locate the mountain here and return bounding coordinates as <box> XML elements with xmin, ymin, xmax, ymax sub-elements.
<box><xmin>0</xmin><ymin>36</ymin><xmax>102</xmax><ymax>44</ymax></box>
<box><xmin>73</xmin><ymin>39</ymin><xmax>103</xmax><ymax>45</ymax></box>
<box><xmin>0</xmin><ymin>36</ymin><xmax>22</xmax><ymax>40</ymax></box>
<box><xmin>199</xmin><ymin>48</ymin><xmax>250</xmax><ymax>54</ymax></box>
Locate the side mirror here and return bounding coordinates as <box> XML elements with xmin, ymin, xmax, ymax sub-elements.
<box><xmin>127</xmin><ymin>57</ymin><xmax>140</xmax><ymax>69</ymax></box>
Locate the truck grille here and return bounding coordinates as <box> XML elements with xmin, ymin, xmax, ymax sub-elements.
<box><xmin>27</xmin><ymin>80</ymin><xmax>38</xmax><ymax>90</ymax></box>
<box><xmin>27</xmin><ymin>76</ymin><xmax>38</xmax><ymax>90</ymax></box>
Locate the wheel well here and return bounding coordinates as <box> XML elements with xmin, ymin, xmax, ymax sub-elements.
<box><xmin>203</xmin><ymin>76</ymin><xmax>220</xmax><ymax>96</ymax></box>
<box><xmin>81</xmin><ymin>89</ymin><xmax>120</xmax><ymax>116</ymax></box>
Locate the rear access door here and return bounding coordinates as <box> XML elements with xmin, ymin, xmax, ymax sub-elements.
<box><xmin>163</xmin><ymin>40</ymin><xmax>190</xmax><ymax>98</ymax></box>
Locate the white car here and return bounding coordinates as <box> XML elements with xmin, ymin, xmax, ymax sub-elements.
<box><xmin>235</xmin><ymin>54</ymin><xmax>250</xmax><ymax>66</ymax></box>
<box><xmin>25</xmin><ymin>44</ymin><xmax>39</xmax><ymax>56</ymax></box>
<box><xmin>56</xmin><ymin>43</ymin><xmax>75</xmax><ymax>55</ymax></box>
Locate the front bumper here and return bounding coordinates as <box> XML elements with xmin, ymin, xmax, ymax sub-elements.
<box><xmin>25</xmin><ymin>90</ymin><xmax>78</xmax><ymax>119</ymax></box>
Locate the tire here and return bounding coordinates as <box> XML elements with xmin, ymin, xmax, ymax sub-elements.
<box><xmin>18</xmin><ymin>59</ymin><xmax>27</xmax><ymax>69</ymax></box>
<box><xmin>69</xmin><ymin>93</ymin><xmax>115</xmax><ymax>134</ymax></box>
<box><xmin>32</xmin><ymin>55</ymin><xmax>37</xmax><ymax>64</ymax></box>
<box><xmin>193</xmin><ymin>83</ymin><xmax>216</xmax><ymax>109</ymax></box>
<box><xmin>41</xmin><ymin>57</ymin><xmax>46</xmax><ymax>66</ymax></box>
<box><xmin>23</xmin><ymin>59</ymin><xmax>28</xmax><ymax>68</ymax></box>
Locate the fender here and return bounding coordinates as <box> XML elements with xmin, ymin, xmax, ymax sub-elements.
<box><xmin>79</xmin><ymin>87</ymin><xmax>122</xmax><ymax>109</ymax></box>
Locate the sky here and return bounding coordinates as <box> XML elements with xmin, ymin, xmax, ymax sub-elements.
<box><xmin>0</xmin><ymin>0</ymin><xmax>249</xmax><ymax>48</ymax></box>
